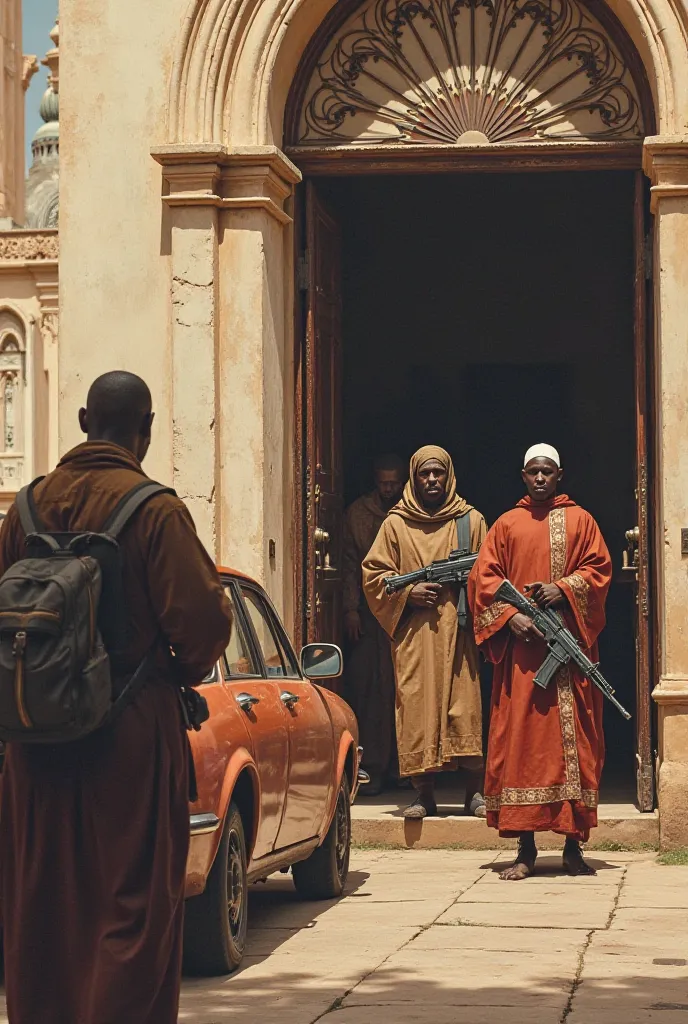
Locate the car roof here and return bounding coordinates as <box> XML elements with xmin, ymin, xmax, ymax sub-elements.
<box><xmin>217</xmin><ymin>566</ymin><xmax>261</xmax><ymax>586</ymax></box>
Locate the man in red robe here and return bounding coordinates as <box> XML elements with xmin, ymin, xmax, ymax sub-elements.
<box><xmin>468</xmin><ymin>444</ymin><xmax>612</xmax><ymax>879</ymax></box>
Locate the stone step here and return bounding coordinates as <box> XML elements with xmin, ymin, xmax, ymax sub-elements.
<box><xmin>352</xmin><ymin>791</ymin><xmax>659</xmax><ymax>850</ymax></box>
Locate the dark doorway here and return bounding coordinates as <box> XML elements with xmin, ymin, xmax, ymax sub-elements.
<box><xmin>321</xmin><ymin>170</ymin><xmax>638</xmax><ymax>793</ymax></box>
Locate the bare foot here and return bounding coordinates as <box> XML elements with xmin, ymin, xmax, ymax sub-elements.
<box><xmin>563</xmin><ymin>840</ymin><xmax>596</xmax><ymax>876</ymax></box>
<box><xmin>500</xmin><ymin>839</ymin><xmax>537</xmax><ymax>880</ymax></box>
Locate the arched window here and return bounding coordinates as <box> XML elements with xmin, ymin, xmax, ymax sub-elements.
<box><xmin>0</xmin><ymin>314</ymin><xmax>27</xmax><ymax>492</ymax></box>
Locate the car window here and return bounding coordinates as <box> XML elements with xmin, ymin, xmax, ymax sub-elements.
<box><xmin>240</xmin><ymin>587</ymin><xmax>300</xmax><ymax>679</ymax></box>
<box><xmin>221</xmin><ymin>586</ymin><xmax>260</xmax><ymax>678</ymax></box>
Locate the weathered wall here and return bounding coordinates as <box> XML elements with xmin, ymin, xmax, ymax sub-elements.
<box><xmin>58</xmin><ymin>0</ymin><xmax>184</xmax><ymax>484</ymax></box>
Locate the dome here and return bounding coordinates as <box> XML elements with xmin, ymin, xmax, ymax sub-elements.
<box><xmin>32</xmin><ymin>120</ymin><xmax>59</xmax><ymax>146</ymax></box>
<box><xmin>24</xmin><ymin>18</ymin><xmax>59</xmax><ymax>229</ymax></box>
<box><xmin>39</xmin><ymin>86</ymin><xmax>59</xmax><ymax>124</ymax></box>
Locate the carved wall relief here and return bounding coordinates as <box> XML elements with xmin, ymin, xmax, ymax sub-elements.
<box><xmin>295</xmin><ymin>0</ymin><xmax>644</xmax><ymax>146</ymax></box>
<box><xmin>0</xmin><ymin>311</ymin><xmax>26</xmax><ymax>489</ymax></box>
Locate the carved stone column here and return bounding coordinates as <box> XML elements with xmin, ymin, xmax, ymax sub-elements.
<box><xmin>643</xmin><ymin>135</ymin><xmax>688</xmax><ymax>848</ymax></box>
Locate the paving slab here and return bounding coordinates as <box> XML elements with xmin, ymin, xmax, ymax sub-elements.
<box><xmin>437</xmin><ymin>896</ymin><xmax>613</xmax><ymax>930</ymax></box>
<box><xmin>341</xmin><ymin>947</ymin><xmax>575</xmax><ymax>1009</ymax></box>
<box><xmin>0</xmin><ymin>851</ymin><xmax>684</xmax><ymax>1024</ymax></box>
<box><xmin>333</xmin><ymin>1009</ymin><xmax>564</xmax><ymax>1024</ymax></box>
<box><xmin>413</xmin><ymin>923</ymin><xmax>590</xmax><ymax>953</ymax></box>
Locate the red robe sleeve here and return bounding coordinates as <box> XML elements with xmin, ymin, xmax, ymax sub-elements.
<box><xmin>467</xmin><ymin>518</ymin><xmax>517</xmax><ymax>664</ymax></box>
<box><xmin>557</xmin><ymin>510</ymin><xmax>611</xmax><ymax>650</ymax></box>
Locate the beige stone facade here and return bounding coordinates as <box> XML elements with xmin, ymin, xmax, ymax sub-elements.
<box><xmin>0</xmin><ymin>19</ymin><xmax>59</xmax><ymax>507</ymax></box>
<box><xmin>58</xmin><ymin>0</ymin><xmax>688</xmax><ymax>845</ymax></box>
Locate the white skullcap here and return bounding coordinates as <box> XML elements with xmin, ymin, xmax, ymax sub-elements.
<box><xmin>523</xmin><ymin>443</ymin><xmax>560</xmax><ymax>468</ymax></box>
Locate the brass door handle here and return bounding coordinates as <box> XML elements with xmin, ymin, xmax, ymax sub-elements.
<box><xmin>314</xmin><ymin>527</ymin><xmax>337</xmax><ymax>574</ymax></box>
<box><xmin>622</xmin><ymin>526</ymin><xmax>640</xmax><ymax>572</ymax></box>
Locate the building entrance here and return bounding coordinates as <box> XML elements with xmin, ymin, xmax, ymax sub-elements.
<box><xmin>296</xmin><ymin>168</ymin><xmax>654</xmax><ymax>808</ymax></box>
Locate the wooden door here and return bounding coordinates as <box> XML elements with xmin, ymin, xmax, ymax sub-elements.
<box><xmin>625</xmin><ymin>170</ymin><xmax>653</xmax><ymax>811</ymax></box>
<box><xmin>303</xmin><ymin>182</ymin><xmax>344</xmax><ymax>652</ymax></box>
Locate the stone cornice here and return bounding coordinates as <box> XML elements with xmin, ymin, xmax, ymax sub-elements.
<box><xmin>151</xmin><ymin>145</ymin><xmax>301</xmax><ymax>225</ymax></box>
<box><xmin>643</xmin><ymin>135</ymin><xmax>688</xmax><ymax>211</ymax></box>
<box><xmin>0</xmin><ymin>229</ymin><xmax>59</xmax><ymax>262</ymax></box>
<box><xmin>653</xmin><ymin>675</ymin><xmax>688</xmax><ymax>705</ymax></box>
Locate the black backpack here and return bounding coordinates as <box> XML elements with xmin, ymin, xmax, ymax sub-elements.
<box><xmin>0</xmin><ymin>478</ymin><xmax>174</xmax><ymax>743</ymax></box>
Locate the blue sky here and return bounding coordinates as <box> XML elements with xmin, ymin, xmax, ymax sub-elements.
<box><xmin>23</xmin><ymin>0</ymin><xmax>58</xmax><ymax>168</ymax></box>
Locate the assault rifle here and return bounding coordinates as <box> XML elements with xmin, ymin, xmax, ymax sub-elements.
<box><xmin>383</xmin><ymin>550</ymin><xmax>477</xmax><ymax>596</ymax></box>
<box><xmin>494</xmin><ymin>578</ymin><xmax>631</xmax><ymax>720</ymax></box>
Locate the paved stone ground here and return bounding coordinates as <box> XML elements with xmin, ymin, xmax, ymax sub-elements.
<box><xmin>2</xmin><ymin>850</ymin><xmax>687</xmax><ymax>1022</ymax></box>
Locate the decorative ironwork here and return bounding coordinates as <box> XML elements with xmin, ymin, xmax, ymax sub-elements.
<box><xmin>297</xmin><ymin>0</ymin><xmax>643</xmax><ymax>145</ymax></box>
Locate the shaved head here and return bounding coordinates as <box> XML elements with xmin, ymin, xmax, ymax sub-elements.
<box><xmin>78</xmin><ymin>371</ymin><xmax>154</xmax><ymax>461</ymax></box>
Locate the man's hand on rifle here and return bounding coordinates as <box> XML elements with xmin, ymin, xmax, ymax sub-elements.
<box><xmin>509</xmin><ymin>613</ymin><xmax>544</xmax><ymax>643</ymax></box>
<box><xmin>344</xmin><ymin>610</ymin><xmax>363</xmax><ymax>643</ymax></box>
<box><xmin>408</xmin><ymin>582</ymin><xmax>442</xmax><ymax>609</ymax></box>
<box><xmin>526</xmin><ymin>582</ymin><xmax>565</xmax><ymax>609</ymax></box>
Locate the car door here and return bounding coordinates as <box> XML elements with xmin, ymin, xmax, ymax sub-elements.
<box><xmin>221</xmin><ymin>579</ymin><xmax>289</xmax><ymax>861</ymax></box>
<box><xmin>238</xmin><ymin>583</ymin><xmax>335</xmax><ymax>849</ymax></box>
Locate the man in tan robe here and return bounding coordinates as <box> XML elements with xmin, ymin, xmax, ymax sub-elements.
<box><xmin>343</xmin><ymin>454</ymin><xmax>405</xmax><ymax>794</ymax></box>
<box><xmin>363</xmin><ymin>445</ymin><xmax>486</xmax><ymax>818</ymax></box>
<box><xmin>0</xmin><ymin>372</ymin><xmax>232</xmax><ymax>1024</ymax></box>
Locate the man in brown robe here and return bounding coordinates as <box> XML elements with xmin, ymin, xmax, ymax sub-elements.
<box><xmin>363</xmin><ymin>445</ymin><xmax>486</xmax><ymax>818</ymax></box>
<box><xmin>0</xmin><ymin>372</ymin><xmax>232</xmax><ymax>1023</ymax></box>
<box><xmin>343</xmin><ymin>454</ymin><xmax>405</xmax><ymax>794</ymax></box>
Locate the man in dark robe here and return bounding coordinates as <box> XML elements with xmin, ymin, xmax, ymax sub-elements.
<box><xmin>343</xmin><ymin>454</ymin><xmax>405</xmax><ymax>794</ymax></box>
<box><xmin>469</xmin><ymin>444</ymin><xmax>612</xmax><ymax>879</ymax></box>
<box><xmin>0</xmin><ymin>371</ymin><xmax>232</xmax><ymax>1023</ymax></box>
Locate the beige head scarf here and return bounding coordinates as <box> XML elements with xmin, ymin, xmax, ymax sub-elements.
<box><xmin>390</xmin><ymin>445</ymin><xmax>472</xmax><ymax>524</ymax></box>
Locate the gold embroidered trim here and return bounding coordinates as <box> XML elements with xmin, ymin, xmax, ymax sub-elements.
<box><xmin>475</xmin><ymin>600</ymin><xmax>510</xmax><ymax>633</ymax></box>
<box><xmin>556</xmin><ymin>664</ymin><xmax>582</xmax><ymax>800</ymax></box>
<box><xmin>398</xmin><ymin>740</ymin><xmax>482</xmax><ymax>776</ymax></box>
<box><xmin>561</xmin><ymin>572</ymin><xmax>590</xmax><ymax>621</ymax></box>
<box><xmin>549</xmin><ymin>507</ymin><xmax>567</xmax><ymax>582</ymax></box>
<box><xmin>485</xmin><ymin>788</ymin><xmax>598</xmax><ymax>810</ymax></box>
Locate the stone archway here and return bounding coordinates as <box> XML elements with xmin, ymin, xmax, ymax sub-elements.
<box><xmin>153</xmin><ymin>0</ymin><xmax>688</xmax><ymax>846</ymax></box>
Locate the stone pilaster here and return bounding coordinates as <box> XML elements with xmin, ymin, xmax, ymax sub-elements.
<box><xmin>643</xmin><ymin>135</ymin><xmax>688</xmax><ymax>848</ymax></box>
<box><xmin>151</xmin><ymin>145</ymin><xmax>301</xmax><ymax>618</ymax></box>
<box><xmin>216</xmin><ymin>148</ymin><xmax>300</xmax><ymax>622</ymax></box>
<box><xmin>152</xmin><ymin>147</ymin><xmax>223</xmax><ymax>557</ymax></box>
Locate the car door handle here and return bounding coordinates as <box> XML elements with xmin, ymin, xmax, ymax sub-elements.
<box><xmin>280</xmin><ymin>690</ymin><xmax>300</xmax><ymax>709</ymax></box>
<box><xmin>236</xmin><ymin>692</ymin><xmax>260</xmax><ymax>712</ymax></box>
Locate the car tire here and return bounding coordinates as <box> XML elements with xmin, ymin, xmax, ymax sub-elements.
<box><xmin>183</xmin><ymin>801</ymin><xmax>248</xmax><ymax>976</ymax></box>
<box><xmin>292</xmin><ymin>774</ymin><xmax>351</xmax><ymax>900</ymax></box>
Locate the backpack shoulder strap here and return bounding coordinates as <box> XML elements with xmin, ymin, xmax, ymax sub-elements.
<box><xmin>15</xmin><ymin>477</ymin><xmax>46</xmax><ymax>536</ymax></box>
<box><xmin>102</xmin><ymin>481</ymin><xmax>177</xmax><ymax>540</ymax></box>
<box><xmin>455</xmin><ymin>510</ymin><xmax>471</xmax><ymax>554</ymax></box>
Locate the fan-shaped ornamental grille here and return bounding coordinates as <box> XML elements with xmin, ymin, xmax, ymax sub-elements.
<box><xmin>296</xmin><ymin>0</ymin><xmax>644</xmax><ymax>146</ymax></box>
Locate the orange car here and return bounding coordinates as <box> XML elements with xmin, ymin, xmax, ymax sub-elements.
<box><xmin>182</xmin><ymin>568</ymin><xmax>362</xmax><ymax>975</ymax></box>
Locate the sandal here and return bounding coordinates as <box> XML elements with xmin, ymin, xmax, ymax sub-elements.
<box><xmin>402</xmin><ymin>795</ymin><xmax>438</xmax><ymax>819</ymax></box>
<box><xmin>468</xmin><ymin>793</ymin><xmax>487</xmax><ymax>818</ymax></box>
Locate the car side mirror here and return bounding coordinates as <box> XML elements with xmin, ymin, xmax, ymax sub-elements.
<box><xmin>300</xmin><ymin>643</ymin><xmax>343</xmax><ymax>680</ymax></box>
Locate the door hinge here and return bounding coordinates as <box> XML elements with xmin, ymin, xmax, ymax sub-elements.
<box><xmin>297</xmin><ymin>251</ymin><xmax>311</xmax><ymax>293</ymax></box>
<box><xmin>643</xmin><ymin>233</ymin><xmax>653</xmax><ymax>281</ymax></box>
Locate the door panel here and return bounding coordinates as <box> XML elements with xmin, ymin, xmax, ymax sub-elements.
<box><xmin>304</xmin><ymin>182</ymin><xmax>344</xmax><ymax>653</ymax></box>
<box><xmin>630</xmin><ymin>170</ymin><xmax>654</xmax><ymax>811</ymax></box>
<box><xmin>239</xmin><ymin>584</ymin><xmax>334</xmax><ymax>847</ymax></box>
<box><xmin>222</xmin><ymin>584</ymin><xmax>289</xmax><ymax>859</ymax></box>
<box><xmin>276</xmin><ymin>680</ymin><xmax>334</xmax><ymax>848</ymax></box>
